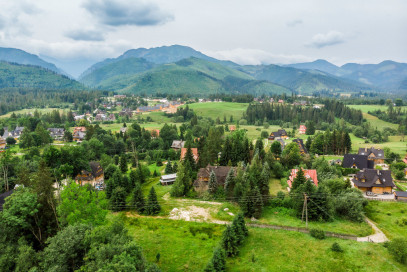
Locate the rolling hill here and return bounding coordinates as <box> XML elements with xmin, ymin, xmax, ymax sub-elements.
<box><xmin>0</xmin><ymin>47</ymin><xmax>65</xmax><ymax>75</ymax></box>
<box><xmin>0</xmin><ymin>61</ymin><xmax>84</xmax><ymax>90</ymax></box>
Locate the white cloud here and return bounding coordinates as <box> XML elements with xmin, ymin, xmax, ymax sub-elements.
<box><xmin>206</xmin><ymin>48</ymin><xmax>312</xmax><ymax>65</ymax></box>
<box><xmin>306</xmin><ymin>31</ymin><xmax>346</xmax><ymax>48</ymax></box>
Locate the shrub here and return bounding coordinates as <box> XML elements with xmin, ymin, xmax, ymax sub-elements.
<box><xmin>331</xmin><ymin>242</ymin><xmax>343</xmax><ymax>252</ymax></box>
<box><xmin>261</xmin><ymin>131</ymin><xmax>269</xmax><ymax>138</ymax></box>
<box><xmin>309</xmin><ymin>228</ymin><xmax>325</xmax><ymax>240</ymax></box>
<box><xmin>239</xmin><ymin>119</ymin><xmax>247</xmax><ymax>125</ymax></box>
<box><xmin>388</xmin><ymin>238</ymin><xmax>407</xmax><ymax>264</ymax></box>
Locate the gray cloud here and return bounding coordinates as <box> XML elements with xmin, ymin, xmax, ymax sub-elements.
<box><xmin>66</xmin><ymin>29</ymin><xmax>105</xmax><ymax>41</ymax></box>
<box><xmin>286</xmin><ymin>19</ymin><xmax>303</xmax><ymax>27</ymax></box>
<box><xmin>306</xmin><ymin>31</ymin><xmax>345</xmax><ymax>48</ymax></box>
<box><xmin>83</xmin><ymin>0</ymin><xmax>174</xmax><ymax>26</ymax></box>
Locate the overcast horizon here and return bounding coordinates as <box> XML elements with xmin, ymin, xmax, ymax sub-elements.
<box><xmin>0</xmin><ymin>0</ymin><xmax>406</xmax><ymax>69</ymax></box>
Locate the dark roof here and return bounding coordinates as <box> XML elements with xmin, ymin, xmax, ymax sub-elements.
<box><xmin>76</xmin><ymin>162</ymin><xmax>103</xmax><ymax>181</ymax></box>
<box><xmin>342</xmin><ymin>154</ymin><xmax>374</xmax><ymax>169</ymax></box>
<box><xmin>272</xmin><ymin>129</ymin><xmax>287</xmax><ymax>138</ymax></box>
<box><xmin>194</xmin><ymin>164</ymin><xmax>233</xmax><ymax>187</ymax></box>
<box><xmin>395</xmin><ymin>191</ymin><xmax>407</xmax><ymax>197</ymax></box>
<box><xmin>292</xmin><ymin>138</ymin><xmax>308</xmax><ymax>154</ymax></box>
<box><xmin>0</xmin><ymin>190</ymin><xmax>14</xmax><ymax>211</ymax></box>
<box><xmin>352</xmin><ymin>169</ymin><xmax>395</xmax><ymax>188</ymax></box>
<box><xmin>358</xmin><ymin>147</ymin><xmax>384</xmax><ymax>159</ymax></box>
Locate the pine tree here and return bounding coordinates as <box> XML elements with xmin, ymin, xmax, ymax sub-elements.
<box><xmin>111</xmin><ymin>186</ymin><xmax>127</xmax><ymax>212</ymax></box>
<box><xmin>184</xmin><ymin>146</ymin><xmax>196</xmax><ymax>170</ymax></box>
<box><xmin>171</xmin><ymin>163</ymin><xmax>190</xmax><ymax>197</ymax></box>
<box><xmin>172</xmin><ymin>161</ymin><xmax>178</xmax><ymax>173</ymax></box>
<box><xmin>291</xmin><ymin>168</ymin><xmax>306</xmax><ymax>191</ymax></box>
<box><xmin>145</xmin><ymin>187</ymin><xmax>161</xmax><ymax>215</ymax></box>
<box><xmin>129</xmin><ymin>170</ymin><xmax>138</xmax><ymax>187</ymax></box>
<box><xmin>224</xmin><ymin>168</ymin><xmax>235</xmax><ymax>197</ymax></box>
<box><xmin>208</xmin><ymin>171</ymin><xmax>217</xmax><ymax>194</ymax></box>
<box><xmin>252</xmin><ymin>186</ymin><xmax>263</xmax><ymax>219</ymax></box>
<box><xmin>221</xmin><ymin>225</ymin><xmax>239</xmax><ymax>257</ymax></box>
<box><xmin>204</xmin><ymin>247</ymin><xmax>226</xmax><ymax>272</ymax></box>
<box><xmin>258</xmin><ymin>162</ymin><xmax>270</xmax><ymax>203</ymax></box>
<box><xmin>236</xmin><ymin>212</ymin><xmax>248</xmax><ymax>237</ymax></box>
<box><xmin>132</xmin><ymin>183</ymin><xmax>145</xmax><ymax>213</ymax></box>
<box><xmin>165</xmin><ymin>160</ymin><xmax>173</xmax><ymax>174</ymax></box>
<box><xmin>119</xmin><ymin>154</ymin><xmax>128</xmax><ymax>173</ymax></box>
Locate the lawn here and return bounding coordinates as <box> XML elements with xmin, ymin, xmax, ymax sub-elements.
<box><xmin>350</xmin><ymin>133</ymin><xmax>407</xmax><ymax>156</ymax></box>
<box><xmin>361</xmin><ymin>112</ymin><xmax>398</xmax><ymax>130</ymax></box>
<box><xmin>348</xmin><ymin>104</ymin><xmax>407</xmax><ymax>113</ymax></box>
<box><xmin>258</xmin><ymin>206</ymin><xmax>372</xmax><ymax>237</ymax></box>
<box><xmin>188</xmin><ymin>102</ymin><xmax>249</xmax><ymax>120</ymax></box>
<box><xmin>269</xmin><ymin>178</ymin><xmax>287</xmax><ymax>195</ymax></box>
<box><xmin>125</xmin><ymin>216</ymin><xmax>224</xmax><ymax>271</ymax></box>
<box><xmin>365</xmin><ymin>201</ymin><xmax>407</xmax><ymax>239</ymax></box>
<box><xmin>228</xmin><ymin>227</ymin><xmax>406</xmax><ymax>272</ymax></box>
<box><xmin>0</xmin><ymin>107</ymin><xmax>69</xmax><ymax>118</ymax></box>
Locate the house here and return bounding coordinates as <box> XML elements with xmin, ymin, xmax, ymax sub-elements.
<box><xmin>47</xmin><ymin>128</ymin><xmax>65</xmax><ymax>140</ymax></box>
<box><xmin>268</xmin><ymin>129</ymin><xmax>288</xmax><ymax>140</ymax></box>
<box><xmin>342</xmin><ymin>154</ymin><xmax>374</xmax><ymax>169</ymax></box>
<box><xmin>352</xmin><ymin>169</ymin><xmax>395</xmax><ymax>194</ymax></box>
<box><xmin>276</xmin><ymin>138</ymin><xmax>286</xmax><ymax>150</ymax></box>
<box><xmin>299</xmin><ymin>125</ymin><xmax>307</xmax><ymax>134</ymax></box>
<box><xmin>278</xmin><ymin>99</ymin><xmax>284</xmax><ymax>103</ymax></box>
<box><xmin>292</xmin><ymin>138</ymin><xmax>308</xmax><ymax>155</ymax></box>
<box><xmin>394</xmin><ymin>191</ymin><xmax>407</xmax><ymax>201</ymax></box>
<box><xmin>3</xmin><ymin>126</ymin><xmax>24</xmax><ymax>139</ymax></box>
<box><xmin>0</xmin><ymin>137</ymin><xmax>6</xmax><ymax>149</ymax></box>
<box><xmin>119</xmin><ymin>108</ymin><xmax>133</xmax><ymax>117</ymax></box>
<box><xmin>287</xmin><ymin>169</ymin><xmax>318</xmax><ymax>188</ymax></box>
<box><xmin>75</xmin><ymin>161</ymin><xmax>104</xmax><ymax>187</ymax></box>
<box><xmin>73</xmin><ymin>127</ymin><xmax>86</xmax><ymax>142</ymax></box>
<box><xmin>358</xmin><ymin>147</ymin><xmax>385</xmax><ymax>165</ymax></box>
<box><xmin>151</xmin><ymin>129</ymin><xmax>160</xmax><ymax>138</ymax></box>
<box><xmin>180</xmin><ymin>148</ymin><xmax>199</xmax><ymax>162</ymax></box>
<box><xmin>0</xmin><ymin>189</ymin><xmax>14</xmax><ymax>211</ymax></box>
<box><xmin>193</xmin><ymin>165</ymin><xmax>233</xmax><ymax>192</ymax></box>
<box><xmin>114</xmin><ymin>94</ymin><xmax>126</xmax><ymax>98</ymax></box>
<box><xmin>171</xmin><ymin>140</ymin><xmax>185</xmax><ymax>150</ymax></box>
<box><xmin>229</xmin><ymin>125</ymin><xmax>236</xmax><ymax>132</ymax></box>
<box><xmin>160</xmin><ymin>173</ymin><xmax>177</xmax><ymax>186</ymax></box>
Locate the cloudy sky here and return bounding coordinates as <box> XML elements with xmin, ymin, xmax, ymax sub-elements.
<box><xmin>0</xmin><ymin>0</ymin><xmax>406</xmax><ymax>73</ymax></box>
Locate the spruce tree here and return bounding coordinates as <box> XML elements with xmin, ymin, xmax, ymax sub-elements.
<box><xmin>291</xmin><ymin>168</ymin><xmax>306</xmax><ymax>191</ymax></box>
<box><xmin>258</xmin><ymin>162</ymin><xmax>271</xmax><ymax>203</ymax></box>
<box><xmin>172</xmin><ymin>161</ymin><xmax>178</xmax><ymax>173</ymax></box>
<box><xmin>236</xmin><ymin>212</ymin><xmax>248</xmax><ymax>237</ymax></box>
<box><xmin>224</xmin><ymin>168</ymin><xmax>235</xmax><ymax>197</ymax></box>
<box><xmin>146</xmin><ymin>186</ymin><xmax>161</xmax><ymax>215</ymax></box>
<box><xmin>184</xmin><ymin>146</ymin><xmax>196</xmax><ymax>170</ymax></box>
<box><xmin>208</xmin><ymin>171</ymin><xmax>217</xmax><ymax>194</ymax></box>
<box><xmin>165</xmin><ymin>160</ymin><xmax>173</xmax><ymax>174</ymax></box>
<box><xmin>111</xmin><ymin>186</ymin><xmax>127</xmax><ymax>212</ymax></box>
<box><xmin>221</xmin><ymin>225</ymin><xmax>239</xmax><ymax>257</ymax></box>
<box><xmin>132</xmin><ymin>183</ymin><xmax>145</xmax><ymax>213</ymax></box>
<box><xmin>204</xmin><ymin>247</ymin><xmax>226</xmax><ymax>272</ymax></box>
<box><xmin>252</xmin><ymin>186</ymin><xmax>263</xmax><ymax>219</ymax></box>
<box><xmin>343</xmin><ymin>132</ymin><xmax>352</xmax><ymax>154</ymax></box>
<box><xmin>119</xmin><ymin>154</ymin><xmax>128</xmax><ymax>173</ymax></box>
<box><xmin>129</xmin><ymin>170</ymin><xmax>138</xmax><ymax>187</ymax></box>
<box><xmin>171</xmin><ymin>163</ymin><xmax>189</xmax><ymax>197</ymax></box>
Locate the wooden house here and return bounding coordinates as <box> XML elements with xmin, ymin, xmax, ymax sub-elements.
<box><xmin>48</xmin><ymin>128</ymin><xmax>65</xmax><ymax>140</ymax></box>
<box><xmin>0</xmin><ymin>137</ymin><xmax>6</xmax><ymax>149</ymax></box>
<box><xmin>75</xmin><ymin>161</ymin><xmax>104</xmax><ymax>187</ymax></box>
<box><xmin>342</xmin><ymin>154</ymin><xmax>374</xmax><ymax>169</ymax></box>
<box><xmin>358</xmin><ymin>147</ymin><xmax>385</xmax><ymax>165</ymax></box>
<box><xmin>352</xmin><ymin>169</ymin><xmax>394</xmax><ymax>195</ymax></box>
<box><xmin>394</xmin><ymin>191</ymin><xmax>407</xmax><ymax>201</ymax></box>
<box><xmin>268</xmin><ymin>129</ymin><xmax>288</xmax><ymax>141</ymax></box>
<box><xmin>299</xmin><ymin>125</ymin><xmax>307</xmax><ymax>134</ymax></box>
<box><xmin>171</xmin><ymin>140</ymin><xmax>185</xmax><ymax>150</ymax></box>
<box><xmin>292</xmin><ymin>138</ymin><xmax>308</xmax><ymax>155</ymax></box>
<box><xmin>287</xmin><ymin>169</ymin><xmax>318</xmax><ymax>188</ymax></box>
<box><xmin>73</xmin><ymin>127</ymin><xmax>86</xmax><ymax>142</ymax></box>
<box><xmin>193</xmin><ymin>165</ymin><xmax>233</xmax><ymax>192</ymax></box>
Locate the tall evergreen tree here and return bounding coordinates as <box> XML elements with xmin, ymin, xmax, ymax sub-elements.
<box><xmin>224</xmin><ymin>168</ymin><xmax>235</xmax><ymax>197</ymax></box>
<box><xmin>184</xmin><ymin>146</ymin><xmax>196</xmax><ymax>170</ymax></box>
<box><xmin>165</xmin><ymin>160</ymin><xmax>173</xmax><ymax>174</ymax></box>
<box><xmin>204</xmin><ymin>247</ymin><xmax>226</xmax><ymax>272</ymax></box>
<box><xmin>145</xmin><ymin>187</ymin><xmax>161</xmax><ymax>215</ymax></box>
<box><xmin>221</xmin><ymin>225</ymin><xmax>239</xmax><ymax>257</ymax></box>
<box><xmin>111</xmin><ymin>186</ymin><xmax>127</xmax><ymax>212</ymax></box>
<box><xmin>119</xmin><ymin>154</ymin><xmax>128</xmax><ymax>173</ymax></box>
<box><xmin>132</xmin><ymin>183</ymin><xmax>145</xmax><ymax>213</ymax></box>
<box><xmin>291</xmin><ymin>168</ymin><xmax>306</xmax><ymax>191</ymax></box>
<box><xmin>208</xmin><ymin>171</ymin><xmax>217</xmax><ymax>194</ymax></box>
<box><xmin>171</xmin><ymin>162</ymin><xmax>191</xmax><ymax>197</ymax></box>
<box><xmin>258</xmin><ymin>162</ymin><xmax>271</xmax><ymax>203</ymax></box>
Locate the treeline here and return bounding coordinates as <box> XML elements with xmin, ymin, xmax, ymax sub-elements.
<box><xmin>208</xmin><ymin>93</ymin><xmax>254</xmax><ymax>103</ymax></box>
<box><xmin>244</xmin><ymin>99</ymin><xmax>363</xmax><ymax>126</ymax></box>
<box><xmin>305</xmin><ymin>130</ymin><xmax>352</xmax><ymax>155</ymax></box>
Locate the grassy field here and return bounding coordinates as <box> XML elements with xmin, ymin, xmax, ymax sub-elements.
<box><xmin>125</xmin><ymin>217</ymin><xmax>224</xmax><ymax>271</ymax></box>
<box><xmin>0</xmin><ymin>107</ymin><xmax>68</xmax><ymax>118</ymax></box>
<box><xmin>269</xmin><ymin>178</ymin><xmax>287</xmax><ymax>195</ymax></box>
<box><xmin>350</xmin><ymin>134</ymin><xmax>407</xmax><ymax>155</ymax></box>
<box><xmin>365</xmin><ymin>201</ymin><xmax>407</xmax><ymax>239</ymax></box>
<box><xmin>228</xmin><ymin>227</ymin><xmax>406</xmax><ymax>272</ymax></box>
<box><xmin>348</xmin><ymin>104</ymin><xmax>407</xmax><ymax>113</ymax></box>
<box><xmin>361</xmin><ymin>112</ymin><xmax>398</xmax><ymax>130</ymax></box>
<box><xmin>188</xmin><ymin>102</ymin><xmax>248</xmax><ymax>120</ymax></box>
<box><xmin>258</xmin><ymin>206</ymin><xmax>372</xmax><ymax>237</ymax></box>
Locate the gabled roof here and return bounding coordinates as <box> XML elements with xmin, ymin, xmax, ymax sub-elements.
<box><xmin>180</xmin><ymin>148</ymin><xmax>199</xmax><ymax>161</ymax></box>
<box><xmin>292</xmin><ymin>138</ymin><xmax>308</xmax><ymax>154</ymax></box>
<box><xmin>171</xmin><ymin>140</ymin><xmax>185</xmax><ymax>149</ymax></box>
<box><xmin>342</xmin><ymin>154</ymin><xmax>374</xmax><ymax>169</ymax></box>
<box><xmin>271</xmin><ymin>129</ymin><xmax>287</xmax><ymax>138</ymax></box>
<box><xmin>358</xmin><ymin>147</ymin><xmax>384</xmax><ymax>159</ymax></box>
<box><xmin>353</xmin><ymin>169</ymin><xmax>394</xmax><ymax>188</ymax></box>
<box><xmin>395</xmin><ymin>191</ymin><xmax>407</xmax><ymax>197</ymax></box>
<box><xmin>194</xmin><ymin>164</ymin><xmax>233</xmax><ymax>187</ymax></box>
<box><xmin>287</xmin><ymin>169</ymin><xmax>318</xmax><ymax>188</ymax></box>
<box><xmin>0</xmin><ymin>190</ymin><xmax>14</xmax><ymax>211</ymax></box>
<box><xmin>76</xmin><ymin>161</ymin><xmax>104</xmax><ymax>181</ymax></box>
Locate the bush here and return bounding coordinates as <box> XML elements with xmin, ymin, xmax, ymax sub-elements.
<box><xmin>309</xmin><ymin>228</ymin><xmax>325</xmax><ymax>240</ymax></box>
<box><xmin>239</xmin><ymin>119</ymin><xmax>247</xmax><ymax>125</ymax></box>
<box><xmin>388</xmin><ymin>238</ymin><xmax>407</xmax><ymax>264</ymax></box>
<box><xmin>260</xmin><ymin>131</ymin><xmax>269</xmax><ymax>138</ymax></box>
<box><xmin>331</xmin><ymin>242</ymin><xmax>343</xmax><ymax>252</ymax></box>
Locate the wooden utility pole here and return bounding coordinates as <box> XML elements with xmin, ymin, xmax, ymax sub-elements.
<box><xmin>301</xmin><ymin>193</ymin><xmax>308</xmax><ymax>228</ymax></box>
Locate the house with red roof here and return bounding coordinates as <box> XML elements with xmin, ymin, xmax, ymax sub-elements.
<box><xmin>287</xmin><ymin>168</ymin><xmax>318</xmax><ymax>188</ymax></box>
<box><xmin>229</xmin><ymin>125</ymin><xmax>236</xmax><ymax>132</ymax></box>
<box><xmin>299</xmin><ymin>125</ymin><xmax>307</xmax><ymax>134</ymax></box>
<box><xmin>180</xmin><ymin>148</ymin><xmax>199</xmax><ymax>162</ymax></box>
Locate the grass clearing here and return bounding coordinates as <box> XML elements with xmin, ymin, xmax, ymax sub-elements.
<box><xmin>365</xmin><ymin>201</ymin><xmax>407</xmax><ymax>239</ymax></box>
<box><xmin>188</xmin><ymin>102</ymin><xmax>248</xmax><ymax>120</ymax></box>
<box><xmin>258</xmin><ymin>206</ymin><xmax>372</xmax><ymax>237</ymax></box>
<box><xmin>228</xmin><ymin>227</ymin><xmax>405</xmax><ymax>272</ymax></box>
<box><xmin>0</xmin><ymin>107</ymin><xmax>69</xmax><ymax>118</ymax></box>
<box><xmin>269</xmin><ymin>178</ymin><xmax>286</xmax><ymax>195</ymax></box>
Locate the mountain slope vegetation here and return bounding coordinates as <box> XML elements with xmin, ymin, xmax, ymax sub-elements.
<box><xmin>0</xmin><ymin>62</ymin><xmax>84</xmax><ymax>90</ymax></box>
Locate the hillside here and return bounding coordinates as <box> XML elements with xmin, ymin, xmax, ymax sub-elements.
<box><xmin>0</xmin><ymin>61</ymin><xmax>84</xmax><ymax>90</ymax></box>
<box><xmin>286</xmin><ymin>59</ymin><xmax>340</xmax><ymax>75</ymax></box>
<box><xmin>0</xmin><ymin>47</ymin><xmax>64</xmax><ymax>75</ymax></box>
<box><xmin>240</xmin><ymin>64</ymin><xmax>370</xmax><ymax>94</ymax></box>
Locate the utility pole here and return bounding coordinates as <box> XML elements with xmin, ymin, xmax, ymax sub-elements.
<box><xmin>301</xmin><ymin>193</ymin><xmax>308</xmax><ymax>228</ymax></box>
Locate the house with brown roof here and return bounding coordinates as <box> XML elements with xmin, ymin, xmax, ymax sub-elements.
<box><xmin>180</xmin><ymin>148</ymin><xmax>199</xmax><ymax>162</ymax></box>
<box><xmin>352</xmin><ymin>169</ymin><xmax>395</xmax><ymax>195</ymax></box>
<box><xmin>358</xmin><ymin>147</ymin><xmax>385</xmax><ymax>165</ymax></box>
<box><xmin>75</xmin><ymin>161</ymin><xmax>104</xmax><ymax>188</ymax></box>
<box><xmin>268</xmin><ymin>129</ymin><xmax>288</xmax><ymax>141</ymax></box>
<box><xmin>193</xmin><ymin>165</ymin><xmax>233</xmax><ymax>192</ymax></box>
<box><xmin>292</xmin><ymin>138</ymin><xmax>308</xmax><ymax>155</ymax></box>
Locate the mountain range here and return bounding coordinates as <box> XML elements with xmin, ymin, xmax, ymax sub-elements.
<box><xmin>1</xmin><ymin>45</ymin><xmax>406</xmax><ymax>95</ymax></box>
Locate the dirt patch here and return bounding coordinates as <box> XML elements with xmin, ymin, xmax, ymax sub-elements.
<box><xmin>169</xmin><ymin>206</ymin><xmax>228</xmax><ymax>224</ymax></box>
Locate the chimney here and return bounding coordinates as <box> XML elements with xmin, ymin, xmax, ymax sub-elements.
<box><xmin>377</xmin><ymin>170</ymin><xmax>380</xmax><ymax>175</ymax></box>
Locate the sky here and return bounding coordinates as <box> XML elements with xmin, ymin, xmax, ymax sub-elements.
<box><xmin>0</xmin><ymin>0</ymin><xmax>406</xmax><ymax>76</ymax></box>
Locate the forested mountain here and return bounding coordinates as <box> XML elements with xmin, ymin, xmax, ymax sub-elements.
<box><xmin>0</xmin><ymin>62</ymin><xmax>84</xmax><ymax>90</ymax></box>
<box><xmin>287</xmin><ymin>59</ymin><xmax>407</xmax><ymax>90</ymax></box>
<box><xmin>0</xmin><ymin>47</ymin><xmax>64</xmax><ymax>75</ymax></box>
<box><xmin>239</xmin><ymin>64</ymin><xmax>371</xmax><ymax>94</ymax></box>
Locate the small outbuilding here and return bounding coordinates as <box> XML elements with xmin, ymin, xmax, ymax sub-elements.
<box><xmin>160</xmin><ymin>173</ymin><xmax>177</xmax><ymax>186</ymax></box>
